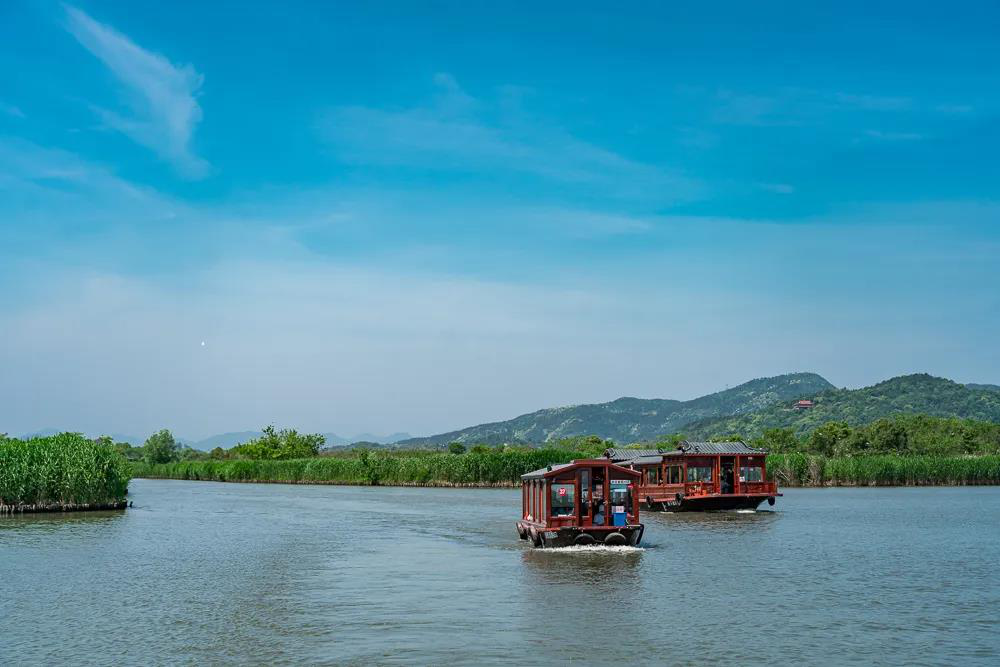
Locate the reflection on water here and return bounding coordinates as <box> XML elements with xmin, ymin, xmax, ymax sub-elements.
<box><xmin>3</xmin><ymin>482</ymin><xmax>1000</xmax><ymax>665</ymax></box>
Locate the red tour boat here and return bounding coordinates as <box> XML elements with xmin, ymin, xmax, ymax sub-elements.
<box><xmin>606</xmin><ymin>441</ymin><xmax>781</xmax><ymax>511</ymax></box>
<box><xmin>516</xmin><ymin>459</ymin><xmax>644</xmax><ymax>548</ymax></box>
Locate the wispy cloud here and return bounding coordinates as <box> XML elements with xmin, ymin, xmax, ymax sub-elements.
<box><xmin>320</xmin><ymin>74</ymin><xmax>702</xmax><ymax>204</ymax></box>
<box><xmin>1</xmin><ymin>101</ymin><xmax>25</xmax><ymax>118</ymax></box>
<box><xmin>865</xmin><ymin>129</ymin><xmax>924</xmax><ymax>141</ymax></box>
<box><xmin>705</xmin><ymin>87</ymin><xmax>914</xmax><ymax>126</ymax></box>
<box><xmin>758</xmin><ymin>182</ymin><xmax>795</xmax><ymax>195</ymax></box>
<box><xmin>935</xmin><ymin>104</ymin><xmax>975</xmax><ymax>115</ymax></box>
<box><xmin>829</xmin><ymin>92</ymin><xmax>911</xmax><ymax>112</ymax></box>
<box><xmin>63</xmin><ymin>5</ymin><xmax>208</xmax><ymax>178</ymax></box>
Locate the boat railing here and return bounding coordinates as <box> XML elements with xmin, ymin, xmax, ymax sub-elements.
<box><xmin>740</xmin><ymin>481</ymin><xmax>778</xmax><ymax>494</ymax></box>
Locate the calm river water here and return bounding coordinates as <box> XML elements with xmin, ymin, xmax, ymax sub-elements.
<box><xmin>3</xmin><ymin>481</ymin><xmax>999</xmax><ymax>665</ymax></box>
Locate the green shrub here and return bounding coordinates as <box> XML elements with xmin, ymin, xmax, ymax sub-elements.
<box><xmin>0</xmin><ymin>433</ymin><xmax>132</xmax><ymax>506</ymax></box>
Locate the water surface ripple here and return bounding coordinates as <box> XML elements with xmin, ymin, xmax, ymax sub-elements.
<box><xmin>3</xmin><ymin>481</ymin><xmax>999</xmax><ymax>665</ymax></box>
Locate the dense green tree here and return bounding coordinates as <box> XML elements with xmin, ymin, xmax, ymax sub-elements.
<box><xmin>448</xmin><ymin>442</ymin><xmax>466</xmax><ymax>455</ymax></box>
<box><xmin>867</xmin><ymin>419</ymin><xmax>910</xmax><ymax>454</ymax></box>
<box><xmin>754</xmin><ymin>428</ymin><xmax>801</xmax><ymax>453</ymax></box>
<box><xmin>654</xmin><ymin>433</ymin><xmax>687</xmax><ymax>449</ymax></box>
<box><xmin>143</xmin><ymin>429</ymin><xmax>179</xmax><ymax>464</ymax></box>
<box><xmin>808</xmin><ymin>421</ymin><xmax>852</xmax><ymax>457</ymax></box>
<box><xmin>230</xmin><ymin>426</ymin><xmax>324</xmax><ymax>460</ymax></box>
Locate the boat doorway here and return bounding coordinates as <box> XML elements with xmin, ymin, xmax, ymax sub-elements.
<box><xmin>721</xmin><ymin>458</ymin><xmax>735</xmax><ymax>494</ymax></box>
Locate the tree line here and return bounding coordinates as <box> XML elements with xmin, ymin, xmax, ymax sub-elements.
<box><xmin>668</xmin><ymin>414</ymin><xmax>1000</xmax><ymax>457</ymax></box>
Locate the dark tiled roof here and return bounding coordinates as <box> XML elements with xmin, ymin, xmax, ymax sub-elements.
<box><xmin>676</xmin><ymin>441</ymin><xmax>766</xmax><ymax>455</ymax></box>
<box><xmin>629</xmin><ymin>455</ymin><xmax>664</xmax><ymax>465</ymax></box>
<box><xmin>521</xmin><ymin>463</ymin><xmax>574</xmax><ymax>479</ymax></box>
<box><xmin>607</xmin><ymin>441</ymin><xmax>766</xmax><ymax>461</ymax></box>
<box><xmin>604</xmin><ymin>448</ymin><xmax>661</xmax><ymax>461</ymax></box>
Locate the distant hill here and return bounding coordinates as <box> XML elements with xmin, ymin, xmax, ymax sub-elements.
<box><xmin>191</xmin><ymin>431</ymin><xmax>265</xmax><ymax>450</ymax></box>
<box><xmin>967</xmin><ymin>383</ymin><xmax>1000</xmax><ymax>394</ymax></box>
<box><xmin>189</xmin><ymin>430</ymin><xmax>413</xmax><ymax>450</ymax></box>
<box><xmin>685</xmin><ymin>373</ymin><xmax>1000</xmax><ymax>439</ymax></box>
<box><xmin>397</xmin><ymin>372</ymin><xmax>834</xmax><ymax>446</ymax></box>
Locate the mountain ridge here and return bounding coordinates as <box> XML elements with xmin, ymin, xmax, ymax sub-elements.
<box><xmin>684</xmin><ymin>373</ymin><xmax>1000</xmax><ymax>439</ymax></box>
<box><xmin>397</xmin><ymin>372</ymin><xmax>834</xmax><ymax>446</ymax></box>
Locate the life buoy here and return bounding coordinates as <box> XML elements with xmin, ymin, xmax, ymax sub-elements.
<box><xmin>574</xmin><ymin>533</ymin><xmax>596</xmax><ymax>546</ymax></box>
<box><xmin>767</xmin><ymin>496</ymin><xmax>776</xmax><ymax>506</ymax></box>
<box><xmin>604</xmin><ymin>532</ymin><xmax>627</xmax><ymax>546</ymax></box>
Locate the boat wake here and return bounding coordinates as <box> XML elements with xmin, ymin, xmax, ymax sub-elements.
<box><xmin>735</xmin><ymin>509</ymin><xmax>757</xmax><ymax>514</ymax></box>
<box><xmin>537</xmin><ymin>545</ymin><xmax>645</xmax><ymax>554</ymax></box>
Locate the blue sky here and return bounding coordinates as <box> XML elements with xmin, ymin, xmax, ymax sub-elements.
<box><xmin>1</xmin><ymin>1</ymin><xmax>998</xmax><ymax>440</ymax></box>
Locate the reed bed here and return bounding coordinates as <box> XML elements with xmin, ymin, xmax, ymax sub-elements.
<box><xmin>132</xmin><ymin>448</ymin><xmax>593</xmax><ymax>486</ymax></box>
<box><xmin>0</xmin><ymin>433</ymin><xmax>132</xmax><ymax>511</ymax></box>
<box><xmin>134</xmin><ymin>450</ymin><xmax>1000</xmax><ymax>488</ymax></box>
<box><xmin>768</xmin><ymin>453</ymin><xmax>1000</xmax><ymax>487</ymax></box>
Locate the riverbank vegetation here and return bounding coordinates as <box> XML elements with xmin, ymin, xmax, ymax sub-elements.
<box><xmin>132</xmin><ymin>442</ymin><xmax>604</xmax><ymax>486</ymax></box>
<box><xmin>724</xmin><ymin>415</ymin><xmax>1000</xmax><ymax>457</ymax></box>
<box><xmin>0</xmin><ymin>433</ymin><xmax>132</xmax><ymax>512</ymax></box>
<box><xmin>132</xmin><ymin>417</ymin><xmax>1000</xmax><ymax>487</ymax></box>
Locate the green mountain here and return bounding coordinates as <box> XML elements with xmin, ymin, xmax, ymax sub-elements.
<box><xmin>685</xmin><ymin>373</ymin><xmax>1000</xmax><ymax>439</ymax></box>
<box><xmin>967</xmin><ymin>383</ymin><xmax>1000</xmax><ymax>394</ymax></box>
<box><xmin>397</xmin><ymin>372</ymin><xmax>834</xmax><ymax>446</ymax></box>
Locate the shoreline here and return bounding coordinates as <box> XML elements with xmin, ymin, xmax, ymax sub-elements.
<box><xmin>132</xmin><ymin>475</ymin><xmax>1000</xmax><ymax>489</ymax></box>
<box><xmin>0</xmin><ymin>500</ymin><xmax>129</xmax><ymax>515</ymax></box>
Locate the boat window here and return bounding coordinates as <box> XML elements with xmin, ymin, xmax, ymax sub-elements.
<box><xmin>592</xmin><ymin>473</ymin><xmax>605</xmax><ymax>525</ymax></box>
<box><xmin>610</xmin><ymin>482</ymin><xmax>632</xmax><ymax>523</ymax></box>
<box><xmin>645</xmin><ymin>468</ymin><xmax>659</xmax><ymax>485</ymax></box>
<box><xmin>580</xmin><ymin>469</ymin><xmax>590</xmax><ymax>507</ymax></box>
<box><xmin>665</xmin><ymin>465</ymin><xmax>682</xmax><ymax>484</ymax></box>
<box><xmin>610</xmin><ymin>483</ymin><xmax>630</xmax><ymax>507</ymax></box>
<box><xmin>687</xmin><ymin>466</ymin><xmax>714</xmax><ymax>483</ymax></box>
<box><xmin>740</xmin><ymin>466</ymin><xmax>763</xmax><ymax>482</ymax></box>
<box><xmin>551</xmin><ymin>484</ymin><xmax>574</xmax><ymax>516</ymax></box>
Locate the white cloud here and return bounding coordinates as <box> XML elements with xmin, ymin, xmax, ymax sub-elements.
<box><xmin>321</xmin><ymin>74</ymin><xmax>702</xmax><ymax>204</ymax></box>
<box><xmin>64</xmin><ymin>5</ymin><xmax>208</xmax><ymax>178</ymax></box>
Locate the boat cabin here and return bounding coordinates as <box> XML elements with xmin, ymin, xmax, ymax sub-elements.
<box><xmin>516</xmin><ymin>459</ymin><xmax>644</xmax><ymax>547</ymax></box>
<box><xmin>605</xmin><ymin>441</ymin><xmax>781</xmax><ymax>511</ymax></box>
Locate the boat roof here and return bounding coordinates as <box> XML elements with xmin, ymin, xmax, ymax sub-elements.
<box><xmin>521</xmin><ymin>459</ymin><xmax>641</xmax><ymax>480</ymax></box>
<box><xmin>675</xmin><ymin>441</ymin><xmax>766</xmax><ymax>455</ymax></box>
<box><xmin>605</xmin><ymin>441</ymin><xmax>767</xmax><ymax>462</ymax></box>
<box><xmin>604</xmin><ymin>448</ymin><xmax>661</xmax><ymax>462</ymax></box>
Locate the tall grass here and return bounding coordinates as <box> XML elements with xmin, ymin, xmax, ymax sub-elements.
<box><xmin>0</xmin><ymin>433</ymin><xmax>132</xmax><ymax>507</ymax></box>
<box><xmin>133</xmin><ymin>448</ymin><xmax>593</xmax><ymax>486</ymax></box>
<box><xmin>134</xmin><ymin>450</ymin><xmax>1000</xmax><ymax>488</ymax></box>
<box><xmin>768</xmin><ymin>453</ymin><xmax>1000</xmax><ymax>487</ymax></box>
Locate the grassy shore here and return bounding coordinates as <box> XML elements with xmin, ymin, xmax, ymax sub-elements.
<box><xmin>770</xmin><ymin>453</ymin><xmax>1000</xmax><ymax>487</ymax></box>
<box><xmin>0</xmin><ymin>433</ymin><xmax>132</xmax><ymax>513</ymax></box>
<box><xmin>133</xmin><ymin>450</ymin><xmax>1000</xmax><ymax>488</ymax></box>
<box><xmin>132</xmin><ymin>448</ymin><xmax>593</xmax><ymax>486</ymax></box>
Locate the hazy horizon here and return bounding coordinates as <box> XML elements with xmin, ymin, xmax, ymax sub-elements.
<box><xmin>2</xmin><ymin>2</ymin><xmax>998</xmax><ymax>440</ymax></box>
<box><xmin>10</xmin><ymin>369</ymin><xmax>994</xmax><ymax>443</ymax></box>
